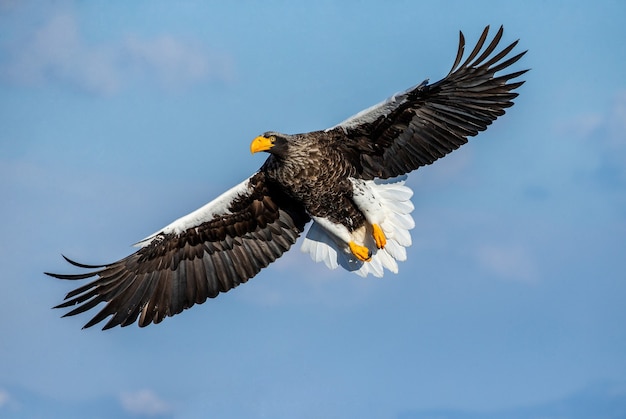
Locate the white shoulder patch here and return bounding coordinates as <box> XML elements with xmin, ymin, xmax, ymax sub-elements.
<box><xmin>134</xmin><ymin>175</ymin><xmax>255</xmax><ymax>248</ymax></box>
<box><xmin>301</xmin><ymin>176</ymin><xmax>415</xmax><ymax>277</ymax></box>
<box><xmin>325</xmin><ymin>80</ymin><xmax>428</xmax><ymax>132</ymax></box>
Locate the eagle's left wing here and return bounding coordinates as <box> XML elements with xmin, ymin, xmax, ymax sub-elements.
<box><xmin>330</xmin><ymin>26</ymin><xmax>527</xmax><ymax>180</ymax></box>
<box><xmin>46</xmin><ymin>172</ymin><xmax>309</xmax><ymax>329</ymax></box>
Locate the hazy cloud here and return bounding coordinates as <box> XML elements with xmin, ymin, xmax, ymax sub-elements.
<box><xmin>398</xmin><ymin>380</ymin><xmax>626</xmax><ymax>419</ymax></box>
<box><xmin>1</xmin><ymin>12</ymin><xmax>234</xmax><ymax>95</ymax></box>
<box><xmin>475</xmin><ymin>243</ymin><xmax>538</xmax><ymax>282</ymax></box>
<box><xmin>563</xmin><ymin>90</ymin><xmax>626</xmax><ymax>188</ymax></box>
<box><xmin>604</xmin><ymin>91</ymin><xmax>626</xmax><ymax>150</ymax></box>
<box><xmin>600</xmin><ymin>91</ymin><xmax>626</xmax><ymax>185</ymax></box>
<box><xmin>0</xmin><ymin>388</ymin><xmax>17</xmax><ymax>413</ymax></box>
<box><xmin>412</xmin><ymin>145</ymin><xmax>474</xmax><ymax>189</ymax></box>
<box><xmin>119</xmin><ymin>389</ymin><xmax>171</xmax><ymax>417</ymax></box>
<box><xmin>0</xmin><ymin>388</ymin><xmax>10</xmax><ymax>407</ymax></box>
<box><xmin>122</xmin><ymin>34</ymin><xmax>232</xmax><ymax>91</ymax></box>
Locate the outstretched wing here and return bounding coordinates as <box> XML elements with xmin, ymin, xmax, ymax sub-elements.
<box><xmin>46</xmin><ymin>172</ymin><xmax>310</xmax><ymax>330</ymax></box>
<box><xmin>331</xmin><ymin>25</ymin><xmax>528</xmax><ymax>179</ymax></box>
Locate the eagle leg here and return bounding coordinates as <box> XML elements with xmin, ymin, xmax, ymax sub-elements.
<box><xmin>371</xmin><ymin>224</ymin><xmax>386</xmax><ymax>249</ymax></box>
<box><xmin>349</xmin><ymin>241</ymin><xmax>372</xmax><ymax>262</ymax></box>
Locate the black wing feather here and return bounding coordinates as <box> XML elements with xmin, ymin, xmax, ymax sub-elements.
<box><xmin>46</xmin><ymin>172</ymin><xmax>309</xmax><ymax>329</ymax></box>
<box><xmin>336</xmin><ymin>25</ymin><xmax>528</xmax><ymax>179</ymax></box>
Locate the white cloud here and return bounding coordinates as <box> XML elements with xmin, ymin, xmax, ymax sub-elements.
<box><xmin>555</xmin><ymin>109</ymin><xmax>603</xmax><ymax>140</ymax></box>
<box><xmin>0</xmin><ymin>388</ymin><xmax>10</xmax><ymax>407</ymax></box>
<box><xmin>590</xmin><ymin>92</ymin><xmax>626</xmax><ymax>188</ymax></box>
<box><xmin>119</xmin><ymin>389</ymin><xmax>171</xmax><ymax>416</ymax></box>
<box><xmin>562</xmin><ymin>90</ymin><xmax>626</xmax><ymax>187</ymax></box>
<box><xmin>123</xmin><ymin>34</ymin><xmax>232</xmax><ymax>91</ymax></box>
<box><xmin>0</xmin><ymin>388</ymin><xmax>17</xmax><ymax>412</ymax></box>
<box><xmin>1</xmin><ymin>12</ymin><xmax>234</xmax><ymax>95</ymax></box>
<box><xmin>475</xmin><ymin>243</ymin><xmax>538</xmax><ymax>282</ymax></box>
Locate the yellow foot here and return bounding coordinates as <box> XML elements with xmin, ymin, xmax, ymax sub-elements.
<box><xmin>349</xmin><ymin>241</ymin><xmax>372</xmax><ymax>262</ymax></box>
<box><xmin>372</xmin><ymin>224</ymin><xmax>386</xmax><ymax>249</ymax></box>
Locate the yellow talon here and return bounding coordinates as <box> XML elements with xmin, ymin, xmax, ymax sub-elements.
<box><xmin>372</xmin><ymin>224</ymin><xmax>386</xmax><ymax>249</ymax></box>
<box><xmin>349</xmin><ymin>241</ymin><xmax>372</xmax><ymax>262</ymax></box>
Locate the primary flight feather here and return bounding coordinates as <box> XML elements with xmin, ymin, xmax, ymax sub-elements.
<box><xmin>46</xmin><ymin>26</ymin><xmax>527</xmax><ymax>329</ymax></box>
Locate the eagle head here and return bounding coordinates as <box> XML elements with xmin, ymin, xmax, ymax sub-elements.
<box><xmin>250</xmin><ymin>132</ymin><xmax>289</xmax><ymax>157</ymax></box>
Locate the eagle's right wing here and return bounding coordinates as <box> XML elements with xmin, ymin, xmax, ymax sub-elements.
<box><xmin>46</xmin><ymin>172</ymin><xmax>309</xmax><ymax>330</ymax></box>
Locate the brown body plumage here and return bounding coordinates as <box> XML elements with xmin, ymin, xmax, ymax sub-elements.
<box><xmin>260</xmin><ymin>132</ymin><xmax>365</xmax><ymax>229</ymax></box>
<box><xmin>46</xmin><ymin>26</ymin><xmax>527</xmax><ymax>329</ymax></box>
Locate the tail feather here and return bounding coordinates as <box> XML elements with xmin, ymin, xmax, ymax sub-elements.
<box><xmin>301</xmin><ymin>176</ymin><xmax>415</xmax><ymax>277</ymax></box>
<box><xmin>383</xmin><ymin>239</ymin><xmax>407</xmax><ymax>262</ymax></box>
<box><xmin>301</xmin><ymin>222</ymin><xmax>339</xmax><ymax>270</ymax></box>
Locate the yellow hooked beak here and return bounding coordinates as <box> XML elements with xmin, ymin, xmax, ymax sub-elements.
<box><xmin>250</xmin><ymin>135</ymin><xmax>275</xmax><ymax>154</ymax></box>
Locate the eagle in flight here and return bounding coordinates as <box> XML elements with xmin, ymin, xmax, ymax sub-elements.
<box><xmin>47</xmin><ymin>26</ymin><xmax>527</xmax><ymax>329</ymax></box>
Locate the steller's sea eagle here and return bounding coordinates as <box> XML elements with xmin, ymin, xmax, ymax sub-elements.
<box><xmin>46</xmin><ymin>26</ymin><xmax>527</xmax><ymax>329</ymax></box>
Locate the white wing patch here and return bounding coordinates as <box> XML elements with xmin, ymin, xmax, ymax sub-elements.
<box><xmin>134</xmin><ymin>175</ymin><xmax>255</xmax><ymax>248</ymax></box>
<box><xmin>325</xmin><ymin>80</ymin><xmax>428</xmax><ymax>132</ymax></box>
<box><xmin>301</xmin><ymin>176</ymin><xmax>415</xmax><ymax>277</ymax></box>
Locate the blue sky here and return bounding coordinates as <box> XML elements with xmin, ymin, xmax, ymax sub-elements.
<box><xmin>1</xmin><ymin>1</ymin><xmax>626</xmax><ymax>418</ymax></box>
